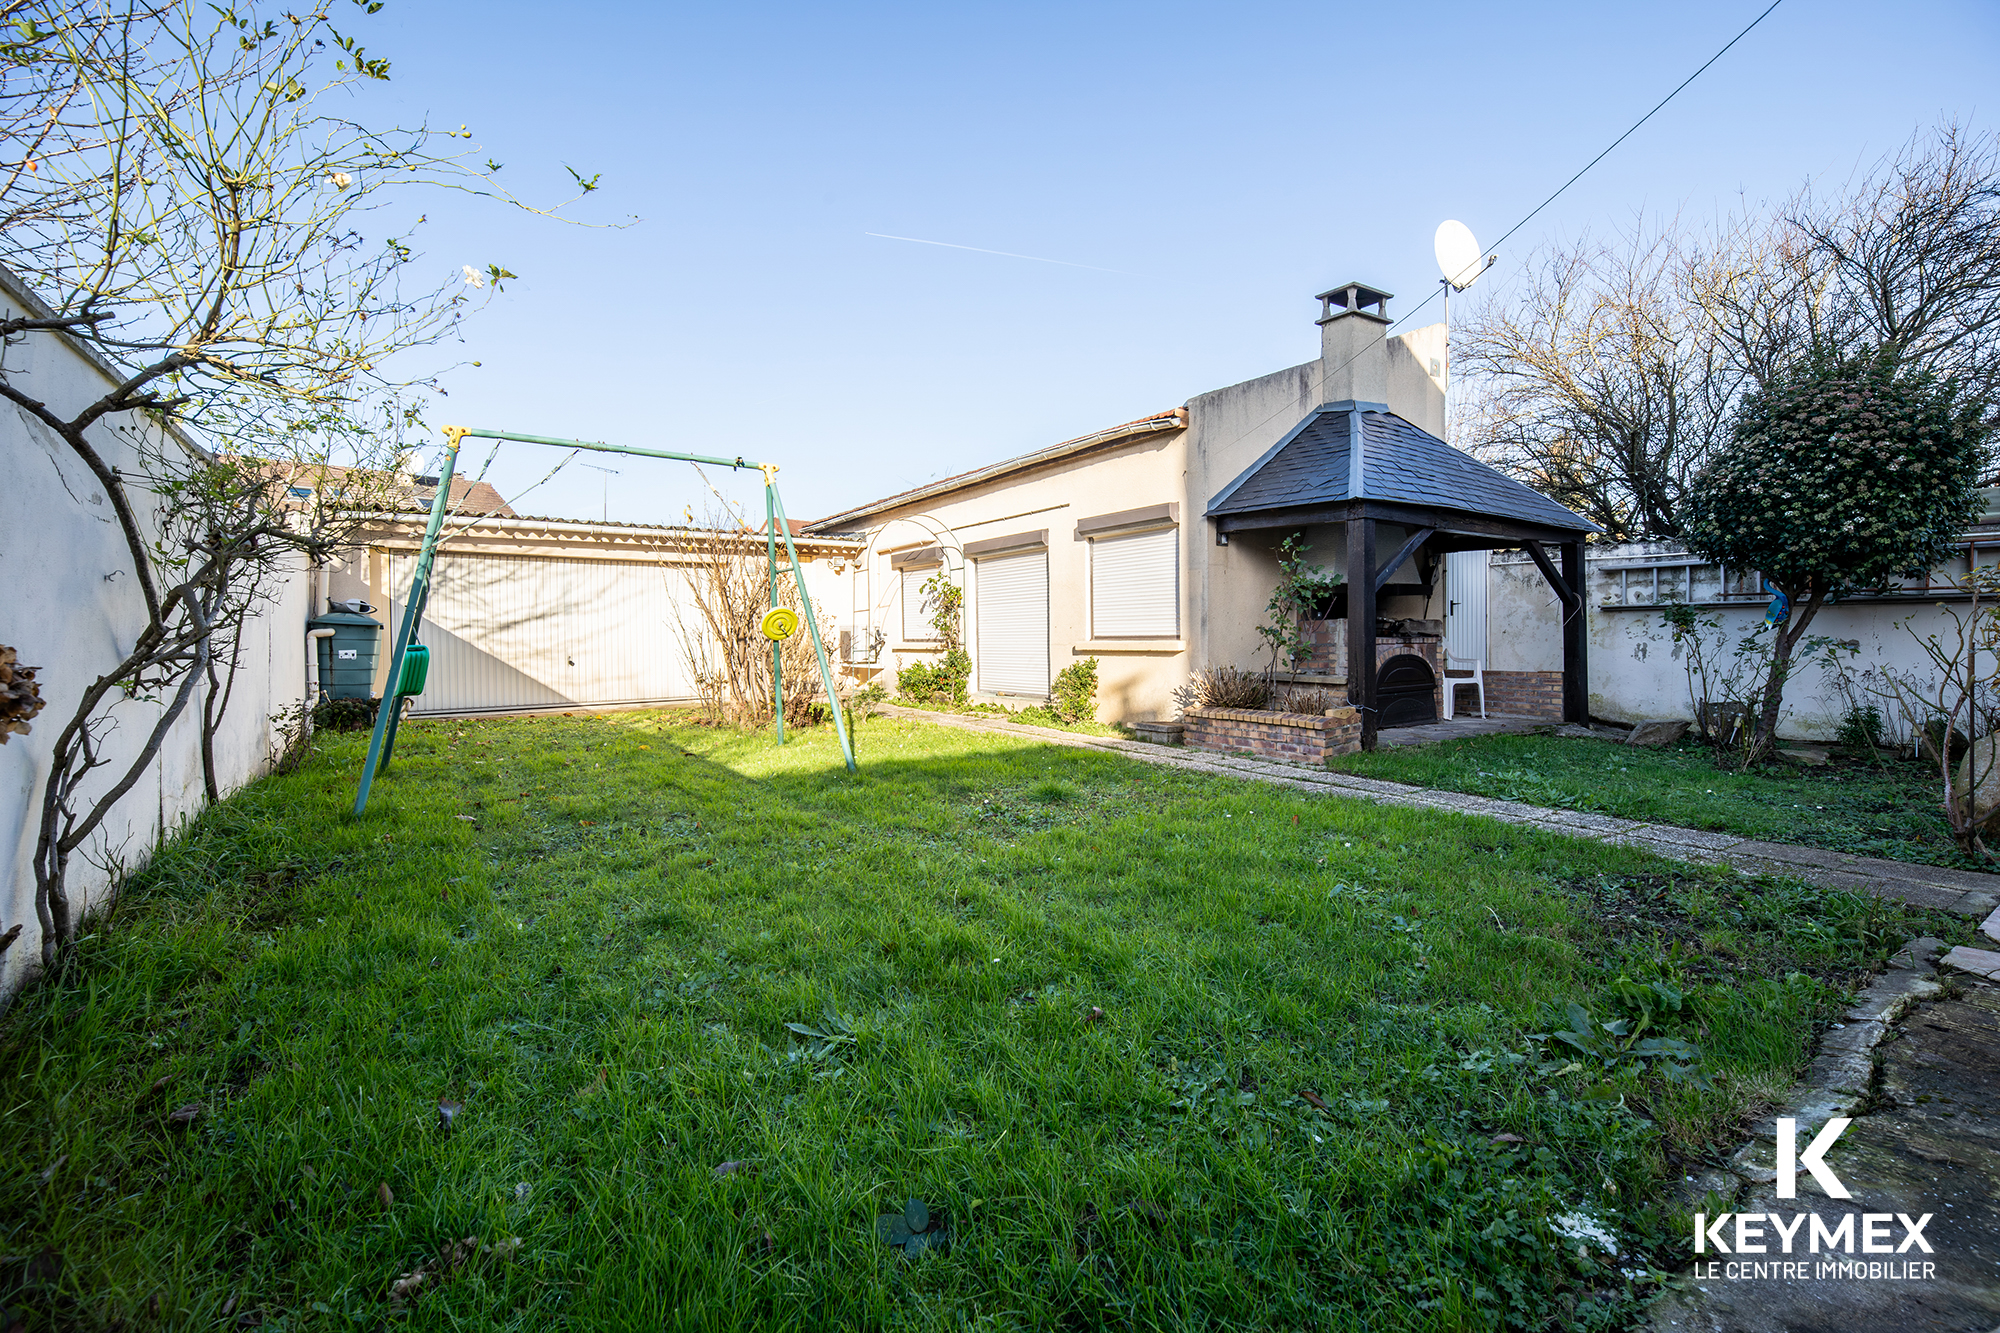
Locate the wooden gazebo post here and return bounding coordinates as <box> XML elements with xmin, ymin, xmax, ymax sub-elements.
<box><xmin>1345</xmin><ymin>507</ymin><xmax>1378</xmax><ymax>750</ymax></box>
<box><xmin>1524</xmin><ymin>538</ymin><xmax>1590</xmax><ymax>725</ymax></box>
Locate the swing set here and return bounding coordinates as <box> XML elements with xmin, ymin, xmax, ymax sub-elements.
<box><xmin>350</xmin><ymin>425</ymin><xmax>856</xmax><ymax>816</ymax></box>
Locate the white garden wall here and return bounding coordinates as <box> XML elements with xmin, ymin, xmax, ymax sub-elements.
<box><xmin>1486</xmin><ymin>529</ymin><xmax>2000</xmax><ymax>742</ymax></box>
<box><xmin>1</xmin><ymin>267</ymin><xmax>308</xmax><ymax>996</ymax></box>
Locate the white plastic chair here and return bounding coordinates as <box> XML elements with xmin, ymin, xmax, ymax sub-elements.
<box><xmin>1442</xmin><ymin>655</ymin><xmax>1486</xmax><ymax>720</ymax></box>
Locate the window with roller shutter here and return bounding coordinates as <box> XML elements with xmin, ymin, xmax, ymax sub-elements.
<box><xmin>1090</xmin><ymin>526</ymin><xmax>1178</xmax><ymax>638</ymax></box>
<box><xmin>974</xmin><ymin>548</ymin><xmax>1049</xmax><ymax>697</ymax></box>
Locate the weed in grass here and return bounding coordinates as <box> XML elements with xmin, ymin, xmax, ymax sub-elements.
<box><xmin>0</xmin><ymin>712</ymin><xmax>1973</xmax><ymax>1330</ymax></box>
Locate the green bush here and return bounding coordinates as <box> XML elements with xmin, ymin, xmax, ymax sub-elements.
<box><xmin>1051</xmin><ymin>656</ymin><xmax>1099</xmax><ymax>724</ymax></box>
<box><xmin>1835</xmin><ymin>704</ymin><xmax>1884</xmax><ymax>750</ymax></box>
<box><xmin>310</xmin><ymin>695</ymin><xmax>379</xmax><ymax>732</ymax></box>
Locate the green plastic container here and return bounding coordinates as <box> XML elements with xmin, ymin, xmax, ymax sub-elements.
<box><xmin>308</xmin><ymin>608</ymin><xmax>383</xmax><ymax>700</ymax></box>
<box><xmin>395</xmin><ymin>643</ymin><xmax>431</xmax><ymax>698</ymax></box>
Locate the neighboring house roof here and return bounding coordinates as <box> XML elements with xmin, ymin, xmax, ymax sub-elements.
<box><xmin>410</xmin><ymin>475</ymin><xmax>517</xmax><ymax>518</ymax></box>
<box><xmin>1207</xmin><ymin>401</ymin><xmax>1598</xmax><ymax>535</ymax></box>
<box><xmin>805</xmin><ymin>408</ymin><xmax>1187</xmax><ymax>533</ymax></box>
<box><xmin>271</xmin><ymin>461</ymin><xmax>519</xmax><ymax>518</ymax></box>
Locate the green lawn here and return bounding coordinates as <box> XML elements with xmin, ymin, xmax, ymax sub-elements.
<box><xmin>1332</xmin><ymin>732</ymin><xmax>1987</xmax><ymax>874</ymax></box>
<box><xmin>0</xmin><ymin>713</ymin><xmax>1971</xmax><ymax>1331</ymax></box>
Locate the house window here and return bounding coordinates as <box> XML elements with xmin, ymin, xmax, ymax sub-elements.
<box><xmin>1090</xmin><ymin>526</ymin><xmax>1178</xmax><ymax>638</ymax></box>
<box><xmin>975</xmin><ymin>548</ymin><xmax>1050</xmax><ymax>697</ymax></box>
<box><xmin>900</xmin><ymin>565</ymin><xmax>940</xmax><ymax>640</ymax></box>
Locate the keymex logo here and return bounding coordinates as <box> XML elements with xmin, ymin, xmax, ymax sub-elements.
<box><xmin>1690</xmin><ymin>1117</ymin><xmax>1936</xmax><ymax>1283</ymax></box>
<box><xmin>1777</xmin><ymin>1116</ymin><xmax>1850</xmax><ymax>1198</ymax></box>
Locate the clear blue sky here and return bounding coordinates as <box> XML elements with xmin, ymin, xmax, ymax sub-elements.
<box><xmin>356</xmin><ymin>0</ymin><xmax>1997</xmax><ymax>526</ymax></box>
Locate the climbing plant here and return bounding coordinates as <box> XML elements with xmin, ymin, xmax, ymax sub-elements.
<box><xmin>1256</xmin><ymin>534</ymin><xmax>1344</xmax><ymax>681</ymax></box>
<box><xmin>896</xmin><ymin>570</ymin><xmax>970</xmax><ymax>704</ymax></box>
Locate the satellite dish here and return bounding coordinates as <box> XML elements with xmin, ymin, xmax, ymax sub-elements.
<box><xmin>1434</xmin><ymin>220</ymin><xmax>1489</xmax><ymax>291</ymax></box>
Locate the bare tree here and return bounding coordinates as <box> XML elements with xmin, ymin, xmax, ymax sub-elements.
<box><xmin>668</xmin><ymin>521</ymin><xmax>834</xmax><ymax>729</ymax></box>
<box><xmin>1458</xmin><ymin>119</ymin><xmax>2000</xmax><ymax>532</ymax></box>
<box><xmin>1456</xmin><ymin>223</ymin><xmax>1729</xmax><ymax>539</ymax></box>
<box><xmin>2</xmin><ymin>0</ymin><xmax>603</xmax><ymax>971</ymax></box>
<box><xmin>1859</xmin><ymin>569</ymin><xmax>2000</xmax><ymax>860</ymax></box>
<box><xmin>1794</xmin><ymin>123</ymin><xmax>2000</xmax><ymax>441</ymax></box>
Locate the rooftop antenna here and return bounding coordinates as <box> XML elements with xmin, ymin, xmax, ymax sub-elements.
<box><xmin>1433</xmin><ymin>220</ymin><xmax>1495</xmax><ymax>408</ymax></box>
<box><xmin>577</xmin><ymin>461</ymin><xmax>620</xmax><ymax>522</ymax></box>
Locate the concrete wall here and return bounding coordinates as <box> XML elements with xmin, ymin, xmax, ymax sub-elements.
<box><xmin>825</xmin><ymin>299</ymin><xmax>1449</xmax><ymax>723</ymax></box>
<box><xmin>2</xmin><ymin>271</ymin><xmax>307</xmax><ymax>994</ymax></box>
<box><xmin>1487</xmin><ymin>539</ymin><xmax>1995</xmax><ymax>741</ymax></box>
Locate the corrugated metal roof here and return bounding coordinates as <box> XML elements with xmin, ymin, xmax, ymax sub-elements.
<box><xmin>1206</xmin><ymin>401</ymin><xmax>1598</xmax><ymax>534</ymax></box>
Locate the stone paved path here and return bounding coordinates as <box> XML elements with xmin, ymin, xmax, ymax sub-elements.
<box><xmin>1645</xmin><ymin>953</ymin><xmax>2000</xmax><ymax>1333</ymax></box>
<box><xmin>879</xmin><ymin>706</ymin><xmax>1999</xmax><ymax>920</ymax></box>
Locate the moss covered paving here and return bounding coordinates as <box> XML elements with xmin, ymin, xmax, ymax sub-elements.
<box><xmin>0</xmin><ymin>713</ymin><xmax>1972</xmax><ymax>1330</ymax></box>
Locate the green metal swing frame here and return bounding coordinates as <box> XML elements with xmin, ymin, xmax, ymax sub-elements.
<box><xmin>350</xmin><ymin>425</ymin><xmax>856</xmax><ymax>816</ymax></box>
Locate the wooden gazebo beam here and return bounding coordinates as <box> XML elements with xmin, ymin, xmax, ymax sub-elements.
<box><xmin>1214</xmin><ymin>500</ymin><xmax>1585</xmax><ymax>550</ymax></box>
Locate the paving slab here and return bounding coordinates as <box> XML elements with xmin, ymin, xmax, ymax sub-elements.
<box><xmin>1646</xmin><ymin>983</ymin><xmax>2000</xmax><ymax>1333</ymax></box>
<box><xmin>1941</xmin><ymin>947</ymin><xmax>2000</xmax><ymax>982</ymax></box>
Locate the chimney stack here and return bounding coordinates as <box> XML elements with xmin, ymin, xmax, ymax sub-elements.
<box><xmin>1315</xmin><ymin>281</ymin><xmax>1392</xmax><ymax>404</ymax></box>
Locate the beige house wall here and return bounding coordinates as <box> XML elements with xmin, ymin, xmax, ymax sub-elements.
<box><xmin>822</xmin><ymin>294</ymin><xmax>1448</xmax><ymax>723</ymax></box>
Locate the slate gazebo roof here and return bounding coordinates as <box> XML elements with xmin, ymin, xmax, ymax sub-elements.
<box><xmin>1206</xmin><ymin>400</ymin><xmax>1599</xmax><ymax>746</ymax></box>
<box><xmin>1207</xmin><ymin>400</ymin><xmax>1598</xmax><ymax>544</ymax></box>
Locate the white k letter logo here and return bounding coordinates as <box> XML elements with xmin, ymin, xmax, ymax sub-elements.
<box><xmin>1776</xmin><ymin>1117</ymin><xmax>1852</xmax><ymax>1199</ymax></box>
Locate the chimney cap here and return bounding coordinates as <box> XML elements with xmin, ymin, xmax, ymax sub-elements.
<box><xmin>1315</xmin><ymin>281</ymin><xmax>1393</xmax><ymax>326</ymax></box>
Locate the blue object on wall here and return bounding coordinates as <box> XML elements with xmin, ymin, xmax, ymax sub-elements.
<box><xmin>1762</xmin><ymin>578</ymin><xmax>1790</xmax><ymax>625</ymax></box>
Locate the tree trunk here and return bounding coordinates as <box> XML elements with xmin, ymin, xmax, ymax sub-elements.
<box><xmin>1744</xmin><ymin>584</ymin><xmax>1826</xmax><ymax>767</ymax></box>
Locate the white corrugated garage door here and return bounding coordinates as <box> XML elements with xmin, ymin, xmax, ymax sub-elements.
<box><xmin>976</xmin><ymin>549</ymin><xmax>1049</xmax><ymax>698</ymax></box>
<box><xmin>380</xmin><ymin>553</ymin><xmax>701</xmax><ymax>714</ymax></box>
<box><xmin>1090</xmin><ymin>527</ymin><xmax>1178</xmax><ymax>638</ymax></box>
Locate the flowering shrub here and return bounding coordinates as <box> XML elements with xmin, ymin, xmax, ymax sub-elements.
<box><xmin>1681</xmin><ymin>348</ymin><xmax>1986</xmax><ymax>762</ymax></box>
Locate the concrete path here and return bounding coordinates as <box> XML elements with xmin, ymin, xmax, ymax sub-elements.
<box><xmin>1372</xmin><ymin>713</ymin><xmax>1554</xmax><ymax>747</ymax></box>
<box><xmin>1645</xmin><ymin>948</ymin><xmax>2000</xmax><ymax>1333</ymax></box>
<box><xmin>879</xmin><ymin>706</ymin><xmax>1999</xmax><ymax>920</ymax></box>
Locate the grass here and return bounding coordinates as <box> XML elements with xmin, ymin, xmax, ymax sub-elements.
<box><xmin>885</xmin><ymin>695</ymin><xmax>1132</xmax><ymax>738</ymax></box>
<box><xmin>1331</xmin><ymin>732</ymin><xmax>1990</xmax><ymax>874</ymax></box>
<box><xmin>0</xmin><ymin>712</ymin><xmax>1972</xmax><ymax>1331</ymax></box>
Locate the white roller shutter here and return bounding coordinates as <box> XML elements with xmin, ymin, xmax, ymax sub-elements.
<box><xmin>1091</xmin><ymin>527</ymin><xmax>1178</xmax><ymax>638</ymax></box>
<box><xmin>976</xmin><ymin>549</ymin><xmax>1050</xmax><ymax>697</ymax></box>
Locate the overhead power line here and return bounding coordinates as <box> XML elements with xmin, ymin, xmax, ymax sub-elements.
<box><xmin>1206</xmin><ymin>0</ymin><xmax>1787</xmax><ymax>465</ymax></box>
<box><xmin>1487</xmin><ymin>0</ymin><xmax>1787</xmax><ymax>258</ymax></box>
<box><xmin>1386</xmin><ymin>0</ymin><xmax>1787</xmax><ymax>338</ymax></box>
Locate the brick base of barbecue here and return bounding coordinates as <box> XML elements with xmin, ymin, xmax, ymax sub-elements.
<box><xmin>1182</xmin><ymin>706</ymin><xmax>1363</xmax><ymax>764</ymax></box>
<box><xmin>1481</xmin><ymin>670</ymin><xmax>1565</xmax><ymax>720</ymax></box>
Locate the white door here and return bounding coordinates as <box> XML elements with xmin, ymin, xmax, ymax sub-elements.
<box><xmin>1444</xmin><ymin>549</ymin><xmax>1488</xmax><ymax>664</ymax></box>
<box><xmin>976</xmin><ymin>550</ymin><xmax>1050</xmax><ymax>698</ymax></box>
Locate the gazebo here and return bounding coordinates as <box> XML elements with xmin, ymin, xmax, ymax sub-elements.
<box><xmin>1206</xmin><ymin>399</ymin><xmax>1601</xmax><ymax>750</ymax></box>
